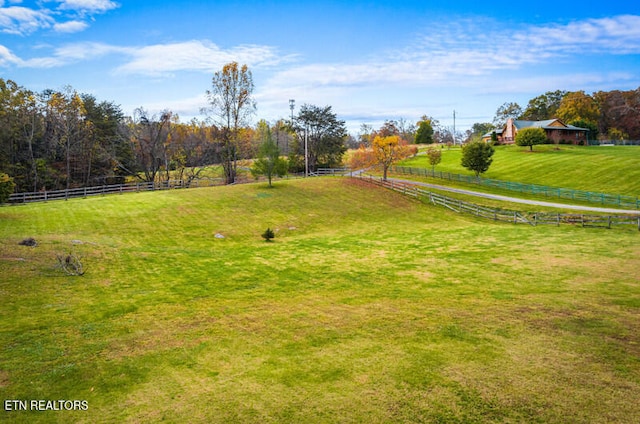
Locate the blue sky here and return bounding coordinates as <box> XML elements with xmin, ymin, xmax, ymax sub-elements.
<box><xmin>1</xmin><ymin>1</ymin><xmax>640</xmax><ymax>133</ymax></box>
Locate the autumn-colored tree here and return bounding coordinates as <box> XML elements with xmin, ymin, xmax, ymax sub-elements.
<box><xmin>45</xmin><ymin>86</ymin><xmax>91</xmax><ymax>192</ymax></box>
<box><xmin>0</xmin><ymin>172</ymin><xmax>15</xmax><ymax>203</ymax></box>
<box><xmin>348</xmin><ymin>144</ymin><xmax>375</xmax><ymax>171</ymax></box>
<box><xmin>607</xmin><ymin>128</ymin><xmax>629</xmax><ymax>142</ymax></box>
<box><xmin>128</xmin><ymin>108</ymin><xmax>173</xmax><ymax>183</ymax></box>
<box><xmin>205</xmin><ymin>62</ymin><xmax>256</xmax><ymax>184</ymax></box>
<box><xmin>372</xmin><ymin>134</ymin><xmax>413</xmax><ymax>181</ymax></box>
<box><xmin>557</xmin><ymin>91</ymin><xmax>599</xmax><ymax>125</ymax></box>
<box><xmin>426</xmin><ymin>146</ymin><xmax>442</xmax><ymax>171</ymax></box>
<box><xmin>594</xmin><ymin>89</ymin><xmax>640</xmax><ymax>140</ymax></box>
<box><xmin>170</xmin><ymin>118</ymin><xmax>219</xmax><ymax>186</ymax></box>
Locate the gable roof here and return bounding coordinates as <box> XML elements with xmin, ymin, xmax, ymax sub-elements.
<box><xmin>513</xmin><ymin>119</ymin><xmax>588</xmax><ymax>132</ymax></box>
<box><xmin>482</xmin><ymin>118</ymin><xmax>589</xmax><ymax>139</ymax></box>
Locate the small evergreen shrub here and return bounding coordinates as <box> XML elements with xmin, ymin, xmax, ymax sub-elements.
<box><xmin>261</xmin><ymin>228</ymin><xmax>275</xmax><ymax>242</ymax></box>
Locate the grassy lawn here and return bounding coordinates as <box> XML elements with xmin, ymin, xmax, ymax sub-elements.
<box><xmin>1</xmin><ymin>178</ymin><xmax>639</xmax><ymax>423</ymax></box>
<box><xmin>401</xmin><ymin>145</ymin><xmax>640</xmax><ymax>196</ymax></box>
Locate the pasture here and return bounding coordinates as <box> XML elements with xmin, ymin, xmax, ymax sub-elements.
<box><xmin>404</xmin><ymin>145</ymin><xmax>640</xmax><ymax>196</ymax></box>
<box><xmin>0</xmin><ymin>178</ymin><xmax>639</xmax><ymax>423</ymax></box>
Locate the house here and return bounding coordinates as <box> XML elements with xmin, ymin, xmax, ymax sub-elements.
<box><xmin>483</xmin><ymin>118</ymin><xmax>589</xmax><ymax>144</ymax></box>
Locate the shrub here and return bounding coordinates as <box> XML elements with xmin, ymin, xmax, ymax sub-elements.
<box><xmin>261</xmin><ymin>228</ymin><xmax>275</xmax><ymax>242</ymax></box>
<box><xmin>0</xmin><ymin>173</ymin><xmax>15</xmax><ymax>204</ymax></box>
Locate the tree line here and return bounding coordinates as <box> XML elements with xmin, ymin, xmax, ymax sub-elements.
<box><xmin>473</xmin><ymin>88</ymin><xmax>640</xmax><ymax>142</ymax></box>
<box><xmin>0</xmin><ymin>63</ymin><xmax>348</xmax><ymax>194</ymax></box>
<box><xmin>2</xmin><ymin>66</ymin><xmax>638</xmax><ymax>197</ymax></box>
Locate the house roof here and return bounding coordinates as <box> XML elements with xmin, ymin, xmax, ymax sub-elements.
<box><xmin>482</xmin><ymin>118</ymin><xmax>589</xmax><ymax>139</ymax></box>
<box><xmin>513</xmin><ymin>119</ymin><xmax>588</xmax><ymax>132</ymax></box>
<box><xmin>482</xmin><ymin>128</ymin><xmax>504</xmax><ymax>138</ymax></box>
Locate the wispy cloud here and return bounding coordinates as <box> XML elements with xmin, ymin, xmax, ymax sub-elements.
<box><xmin>56</xmin><ymin>0</ymin><xmax>119</xmax><ymax>14</ymax></box>
<box><xmin>0</xmin><ymin>43</ymin><xmax>21</xmax><ymax>66</ymax></box>
<box><xmin>266</xmin><ymin>14</ymin><xmax>640</xmax><ymax>91</ymax></box>
<box><xmin>0</xmin><ymin>39</ymin><xmax>295</xmax><ymax>75</ymax></box>
<box><xmin>0</xmin><ymin>6</ymin><xmax>53</xmax><ymax>34</ymax></box>
<box><xmin>115</xmin><ymin>41</ymin><xmax>292</xmax><ymax>76</ymax></box>
<box><xmin>0</xmin><ymin>0</ymin><xmax>118</xmax><ymax>35</ymax></box>
<box><xmin>53</xmin><ymin>20</ymin><xmax>88</xmax><ymax>33</ymax></box>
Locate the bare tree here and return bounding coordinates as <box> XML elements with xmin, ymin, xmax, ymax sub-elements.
<box><xmin>129</xmin><ymin>108</ymin><xmax>173</xmax><ymax>183</ymax></box>
<box><xmin>204</xmin><ymin>62</ymin><xmax>256</xmax><ymax>184</ymax></box>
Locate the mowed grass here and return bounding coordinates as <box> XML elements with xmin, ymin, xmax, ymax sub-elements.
<box><xmin>403</xmin><ymin>145</ymin><xmax>640</xmax><ymax>196</ymax></box>
<box><xmin>1</xmin><ymin>178</ymin><xmax>639</xmax><ymax>423</ymax></box>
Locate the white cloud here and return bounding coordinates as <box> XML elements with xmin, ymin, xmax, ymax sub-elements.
<box><xmin>53</xmin><ymin>19</ymin><xmax>87</xmax><ymax>33</ymax></box>
<box><xmin>56</xmin><ymin>0</ymin><xmax>118</xmax><ymax>13</ymax></box>
<box><xmin>0</xmin><ymin>0</ymin><xmax>118</xmax><ymax>35</ymax></box>
<box><xmin>263</xmin><ymin>14</ymin><xmax>640</xmax><ymax>93</ymax></box>
<box><xmin>114</xmin><ymin>40</ymin><xmax>292</xmax><ymax>76</ymax></box>
<box><xmin>0</xmin><ymin>43</ymin><xmax>22</xmax><ymax>65</ymax></box>
<box><xmin>0</xmin><ymin>39</ymin><xmax>293</xmax><ymax>75</ymax></box>
<box><xmin>0</xmin><ymin>6</ymin><xmax>53</xmax><ymax>34</ymax></box>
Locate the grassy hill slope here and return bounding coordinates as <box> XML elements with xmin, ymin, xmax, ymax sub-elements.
<box><xmin>1</xmin><ymin>178</ymin><xmax>639</xmax><ymax>423</ymax></box>
<box><xmin>403</xmin><ymin>145</ymin><xmax>640</xmax><ymax>196</ymax></box>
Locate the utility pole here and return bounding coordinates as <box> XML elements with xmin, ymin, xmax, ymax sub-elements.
<box><xmin>304</xmin><ymin>127</ymin><xmax>308</xmax><ymax>177</ymax></box>
<box><xmin>289</xmin><ymin>99</ymin><xmax>295</xmax><ymax>123</ymax></box>
<box><xmin>453</xmin><ymin>110</ymin><xmax>456</xmax><ymax>145</ymax></box>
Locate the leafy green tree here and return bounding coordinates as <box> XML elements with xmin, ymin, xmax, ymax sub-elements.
<box><xmin>521</xmin><ymin>90</ymin><xmax>567</xmax><ymax>120</ymax></box>
<box><xmin>461</xmin><ymin>142</ymin><xmax>494</xmax><ymax>177</ymax></box>
<box><xmin>515</xmin><ymin>127</ymin><xmax>547</xmax><ymax>151</ymax></box>
<box><xmin>251</xmin><ymin>121</ymin><xmax>288</xmax><ymax>187</ymax></box>
<box><xmin>569</xmin><ymin>119</ymin><xmax>598</xmax><ymax>142</ymax></box>
<box><xmin>292</xmin><ymin>104</ymin><xmax>347</xmax><ymax>173</ymax></box>
<box><xmin>0</xmin><ymin>173</ymin><xmax>15</xmax><ymax>203</ymax></box>
<box><xmin>493</xmin><ymin>102</ymin><xmax>522</xmax><ymax>126</ymax></box>
<box><xmin>415</xmin><ymin>119</ymin><xmax>434</xmax><ymax>144</ymax></box>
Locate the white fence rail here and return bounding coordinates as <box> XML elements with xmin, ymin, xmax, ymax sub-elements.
<box><xmin>355</xmin><ymin>175</ymin><xmax>640</xmax><ymax>231</ymax></box>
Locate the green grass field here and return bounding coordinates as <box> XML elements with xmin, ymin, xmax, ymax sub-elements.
<box><xmin>403</xmin><ymin>145</ymin><xmax>640</xmax><ymax>196</ymax></box>
<box><xmin>1</xmin><ymin>178</ymin><xmax>639</xmax><ymax>423</ymax></box>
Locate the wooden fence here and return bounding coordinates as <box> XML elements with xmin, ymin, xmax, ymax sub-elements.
<box><xmin>392</xmin><ymin>166</ymin><xmax>640</xmax><ymax>210</ymax></box>
<box><xmin>6</xmin><ymin>178</ymin><xmax>227</xmax><ymax>204</ymax></box>
<box><xmin>355</xmin><ymin>175</ymin><xmax>640</xmax><ymax>231</ymax></box>
<box><xmin>6</xmin><ymin>173</ymin><xmax>308</xmax><ymax>205</ymax></box>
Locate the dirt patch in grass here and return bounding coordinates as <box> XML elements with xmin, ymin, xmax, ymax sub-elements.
<box><xmin>0</xmin><ymin>370</ymin><xmax>9</xmax><ymax>388</ymax></box>
<box><xmin>397</xmin><ymin>269</ymin><xmax>433</xmax><ymax>282</ymax></box>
